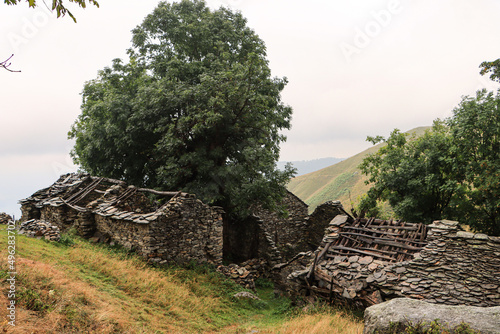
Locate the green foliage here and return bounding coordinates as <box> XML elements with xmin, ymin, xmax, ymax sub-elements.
<box><xmin>479</xmin><ymin>58</ymin><xmax>500</xmax><ymax>83</ymax></box>
<box><xmin>448</xmin><ymin>89</ymin><xmax>500</xmax><ymax>236</ymax></box>
<box><xmin>359</xmin><ymin>120</ymin><xmax>465</xmax><ymax>224</ymax></box>
<box><xmin>377</xmin><ymin>319</ymin><xmax>481</xmax><ymax>334</ymax></box>
<box><xmin>359</xmin><ymin>61</ymin><xmax>500</xmax><ymax>235</ymax></box>
<box><xmin>254</xmin><ymin>277</ymin><xmax>275</xmax><ymax>289</ymax></box>
<box><xmin>69</xmin><ymin>0</ymin><xmax>295</xmax><ymax>219</ymax></box>
<box><xmin>4</xmin><ymin>0</ymin><xmax>99</xmax><ymax>22</ymax></box>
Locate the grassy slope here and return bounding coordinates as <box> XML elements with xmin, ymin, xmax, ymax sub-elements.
<box><xmin>0</xmin><ymin>227</ymin><xmax>363</xmax><ymax>333</ymax></box>
<box><xmin>288</xmin><ymin>126</ymin><xmax>430</xmax><ymax>213</ymax></box>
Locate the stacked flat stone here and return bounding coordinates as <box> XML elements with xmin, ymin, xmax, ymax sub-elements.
<box><xmin>0</xmin><ymin>212</ymin><xmax>12</xmax><ymax>224</ymax></box>
<box><xmin>375</xmin><ymin>220</ymin><xmax>500</xmax><ymax>307</ymax></box>
<box><xmin>217</xmin><ymin>263</ymin><xmax>256</xmax><ymax>290</ymax></box>
<box><xmin>20</xmin><ymin>173</ymin><xmax>225</xmax><ymax>267</ymax></box>
<box><xmin>240</xmin><ymin>258</ymin><xmax>270</xmax><ymax>280</ymax></box>
<box><xmin>18</xmin><ymin>219</ymin><xmax>61</xmax><ymax>241</ymax></box>
<box><xmin>289</xmin><ymin>219</ymin><xmax>500</xmax><ymax>308</ymax></box>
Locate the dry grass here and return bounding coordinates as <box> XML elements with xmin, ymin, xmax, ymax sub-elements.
<box><xmin>0</xmin><ymin>257</ymin><xmax>127</xmax><ymax>333</ymax></box>
<box><xmin>275</xmin><ymin>312</ymin><xmax>364</xmax><ymax>334</ymax></box>
<box><xmin>0</xmin><ymin>228</ymin><xmax>364</xmax><ymax>333</ymax></box>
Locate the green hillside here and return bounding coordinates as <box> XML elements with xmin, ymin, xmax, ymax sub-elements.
<box><xmin>0</xmin><ymin>226</ymin><xmax>363</xmax><ymax>333</ymax></box>
<box><xmin>287</xmin><ymin>126</ymin><xmax>430</xmax><ymax>214</ymax></box>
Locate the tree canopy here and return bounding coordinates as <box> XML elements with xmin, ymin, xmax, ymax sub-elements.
<box><xmin>359</xmin><ymin>121</ymin><xmax>466</xmax><ymax>225</ymax></box>
<box><xmin>448</xmin><ymin>89</ymin><xmax>500</xmax><ymax>235</ymax></box>
<box><xmin>4</xmin><ymin>0</ymin><xmax>98</xmax><ymax>21</ymax></box>
<box><xmin>69</xmin><ymin>0</ymin><xmax>294</xmax><ymax>219</ymax></box>
<box><xmin>360</xmin><ymin>62</ymin><xmax>500</xmax><ymax>236</ymax></box>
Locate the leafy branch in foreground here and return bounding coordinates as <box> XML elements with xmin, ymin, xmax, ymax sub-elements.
<box><xmin>4</xmin><ymin>0</ymin><xmax>99</xmax><ymax>22</ymax></box>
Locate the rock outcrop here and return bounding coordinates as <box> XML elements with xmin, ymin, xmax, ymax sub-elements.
<box><xmin>363</xmin><ymin>298</ymin><xmax>500</xmax><ymax>334</ymax></box>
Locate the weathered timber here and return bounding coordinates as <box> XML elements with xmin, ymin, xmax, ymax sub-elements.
<box><xmin>331</xmin><ymin>246</ymin><xmax>395</xmax><ymax>261</ymax></box>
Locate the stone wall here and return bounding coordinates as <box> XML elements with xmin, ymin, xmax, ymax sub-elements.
<box><xmin>19</xmin><ymin>173</ymin><xmax>224</xmax><ymax>266</ymax></box>
<box><xmin>39</xmin><ymin>205</ymin><xmax>78</xmax><ymax>232</ymax></box>
<box><xmin>376</xmin><ymin>220</ymin><xmax>500</xmax><ymax>307</ymax></box>
<box><xmin>0</xmin><ymin>212</ymin><xmax>12</xmax><ymax>224</ymax></box>
<box><xmin>303</xmin><ymin>201</ymin><xmax>350</xmax><ymax>250</ymax></box>
<box><xmin>251</xmin><ymin>191</ymin><xmax>309</xmax><ymax>261</ymax></box>
<box><xmin>147</xmin><ymin>196</ymin><xmax>224</xmax><ymax>265</ymax></box>
<box><xmin>290</xmin><ymin>219</ymin><xmax>500</xmax><ymax>308</ymax></box>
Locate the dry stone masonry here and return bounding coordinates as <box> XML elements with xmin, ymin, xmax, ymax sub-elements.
<box><xmin>18</xmin><ymin>173</ymin><xmax>348</xmax><ymax>291</ymax></box>
<box><xmin>18</xmin><ymin>219</ymin><xmax>61</xmax><ymax>241</ymax></box>
<box><xmin>20</xmin><ymin>173</ymin><xmax>224</xmax><ymax>265</ymax></box>
<box><xmin>289</xmin><ymin>216</ymin><xmax>500</xmax><ymax>308</ymax></box>
<box><xmin>0</xmin><ymin>212</ymin><xmax>12</xmax><ymax>224</ymax></box>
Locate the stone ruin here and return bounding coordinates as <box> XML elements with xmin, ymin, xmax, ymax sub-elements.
<box><xmin>18</xmin><ymin>173</ymin><xmax>351</xmax><ymax>291</ymax></box>
<box><xmin>18</xmin><ymin>219</ymin><xmax>61</xmax><ymax>241</ymax></box>
<box><xmin>20</xmin><ymin>173</ymin><xmax>224</xmax><ymax>265</ymax></box>
<box><xmin>288</xmin><ymin>215</ymin><xmax>500</xmax><ymax>308</ymax></box>
<box><xmin>17</xmin><ymin>173</ymin><xmax>500</xmax><ymax>308</ymax></box>
<box><xmin>0</xmin><ymin>212</ymin><xmax>12</xmax><ymax>224</ymax></box>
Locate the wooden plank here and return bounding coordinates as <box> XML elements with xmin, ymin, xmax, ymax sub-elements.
<box><xmin>318</xmin><ymin>242</ymin><xmax>333</xmax><ymax>261</ymax></box>
<box><xmin>370</xmin><ymin>225</ymin><xmax>418</xmax><ymax>231</ymax></box>
<box><xmin>341</xmin><ymin>226</ymin><xmax>422</xmax><ymax>237</ymax></box>
<box><xmin>372</xmin><ymin>239</ymin><xmax>424</xmax><ymax>251</ymax></box>
<box><xmin>338</xmin><ymin>231</ymin><xmax>427</xmax><ymax>245</ymax></box>
<box><xmin>356</xmin><ymin>246</ymin><xmax>397</xmax><ymax>256</ymax></box>
<box><xmin>331</xmin><ymin>246</ymin><xmax>395</xmax><ymax>261</ymax></box>
<box><xmin>137</xmin><ymin>188</ymin><xmax>187</xmax><ymax>197</ymax></box>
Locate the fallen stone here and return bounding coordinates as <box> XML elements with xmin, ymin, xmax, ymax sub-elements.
<box><xmin>0</xmin><ymin>212</ymin><xmax>13</xmax><ymax>224</ymax></box>
<box><xmin>233</xmin><ymin>291</ymin><xmax>260</xmax><ymax>300</ymax></box>
<box><xmin>358</xmin><ymin>256</ymin><xmax>373</xmax><ymax>265</ymax></box>
<box><xmin>363</xmin><ymin>298</ymin><xmax>500</xmax><ymax>334</ymax></box>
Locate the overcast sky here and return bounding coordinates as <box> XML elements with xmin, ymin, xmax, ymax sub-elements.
<box><xmin>1</xmin><ymin>0</ymin><xmax>500</xmax><ymax>218</ymax></box>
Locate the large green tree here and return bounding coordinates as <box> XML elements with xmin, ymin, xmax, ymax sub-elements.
<box><xmin>359</xmin><ymin>121</ymin><xmax>466</xmax><ymax>225</ymax></box>
<box><xmin>448</xmin><ymin>89</ymin><xmax>500</xmax><ymax>236</ymax></box>
<box><xmin>359</xmin><ymin>63</ymin><xmax>500</xmax><ymax>235</ymax></box>
<box><xmin>69</xmin><ymin>0</ymin><xmax>294</xmax><ymax>218</ymax></box>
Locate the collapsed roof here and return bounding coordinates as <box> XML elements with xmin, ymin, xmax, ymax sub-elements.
<box><xmin>19</xmin><ymin>173</ymin><xmax>188</xmax><ymax>224</ymax></box>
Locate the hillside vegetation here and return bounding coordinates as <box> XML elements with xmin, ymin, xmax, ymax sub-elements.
<box><xmin>0</xmin><ymin>226</ymin><xmax>363</xmax><ymax>333</ymax></box>
<box><xmin>287</xmin><ymin>127</ymin><xmax>430</xmax><ymax>213</ymax></box>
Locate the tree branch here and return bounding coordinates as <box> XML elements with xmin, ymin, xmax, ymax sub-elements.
<box><xmin>1</xmin><ymin>54</ymin><xmax>21</xmax><ymax>72</ymax></box>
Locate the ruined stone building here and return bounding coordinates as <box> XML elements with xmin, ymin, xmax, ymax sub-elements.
<box><xmin>19</xmin><ymin>173</ymin><xmax>346</xmax><ymax>268</ymax></box>
<box><xmin>289</xmin><ymin>215</ymin><xmax>500</xmax><ymax>307</ymax></box>
<box><xmin>20</xmin><ymin>173</ymin><xmax>224</xmax><ymax>265</ymax></box>
<box><xmin>20</xmin><ymin>173</ymin><xmax>499</xmax><ymax>308</ymax></box>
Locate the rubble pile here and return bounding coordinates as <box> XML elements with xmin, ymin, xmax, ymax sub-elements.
<box><xmin>290</xmin><ymin>218</ymin><xmax>500</xmax><ymax>308</ymax></box>
<box><xmin>240</xmin><ymin>258</ymin><xmax>270</xmax><ymax>280</ymax></box>
<box><xmin>217</xmin><ymin>258</ymin><xmax>272</xmax><ymax>290</ymax></box>
<box><xmin>18</xmin><ymin>219</ymin><xmax>61</xmax><ymax>241</ymax></box>
<box><xmin>0</xmin><ymin>212</ymin><xmax>12</xmax><ymax>224</ymax></box>
<box><xmin>217</xmin><ymin>263</ymin><xmax>256</xmax><ymax>290</ymax></box>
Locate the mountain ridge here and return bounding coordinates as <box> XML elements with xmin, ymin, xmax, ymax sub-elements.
<box><xmin>287</xmin><ymin>126</ymin><xmax>431</xmax><ymax>213</ymax></box>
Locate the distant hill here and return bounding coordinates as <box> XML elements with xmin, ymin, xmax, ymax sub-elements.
<box><xmin>287</xmin><ymin>126</ymin><xmax>430</xmax><ymax>214</ymax></box>
<box><xmin>277</xmin><ymin>157</ymin><xmax>344</xmax><ymax>176</ymax></box>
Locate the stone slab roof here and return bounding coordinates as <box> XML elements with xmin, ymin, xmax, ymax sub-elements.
<box><xmin>20</xmin><ymin>173</ymin><xmax>189</xmax><ymax>224</ymax></box>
